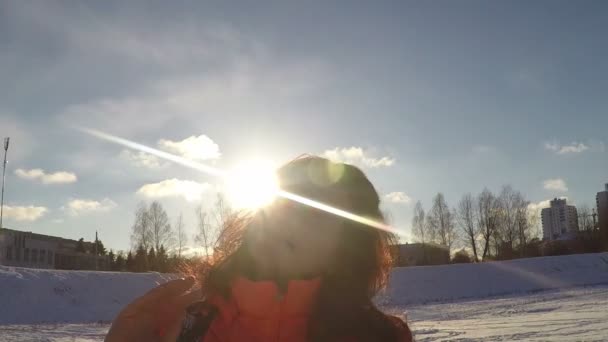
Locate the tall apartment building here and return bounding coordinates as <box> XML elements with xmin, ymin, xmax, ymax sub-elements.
<box><xmin>596</xmin><ymin>183</ymin><xmax>608</xmax><ymax>242</ymax></box>
<box><xmin>541</xmin><ymin>198</ymin><xmax>579</xmax><ymax>240</ymax></box>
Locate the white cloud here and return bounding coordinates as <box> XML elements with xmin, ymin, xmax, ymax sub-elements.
<box><xmin>137</xmin><ymin>178</ymin><xmax>212</xmax><ymax>202</ymax></box>
<box><xmin>543</xmin><ymin>178</ymin><xmax>568</xmax><ymax>192</ymax></box>
<box><xmin>322</xmin><ymin>147</ymin><xmax>395</xmax><ymax>168</ymax></box>
<box><xmin>158</xmin><ymin>135</ymin><xmax>221</xmax><ymax>161</ymax></box>
<box><xmin>63</xmin><ymin>198</ymin><xmax>117</xmax><ymax>216</ymax></box>
<box><xmin>3</xmin><ymin>205</ymin><xmax>48</xmax><ymax>222</ymax></box>
<box><xmin>119</xmin><ymin>149</ymin><xmax>165</xmax><ymax>168</ymax></box>
<box><xmin>384</xmin><ymin>192</ymin><xmax>412</xmax><ymax>204</ymax></box>
<box><xmin>544</xmin><ymin>141</ymin><xmax>589</xmax><ymax>154</ymax></box>
<box><xmin>15</xmin><ymin>168</ymin><xmax>77</xmax><ymax>184</ymax></box>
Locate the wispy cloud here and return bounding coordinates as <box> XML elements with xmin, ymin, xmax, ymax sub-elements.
<box><xmin>3</xmin><ymin>205</ymin><xmax>49</xmax><ymax>222</ymax></box>
<box><xmin>137</xmin><ymin>178</ymin><xmax>212</xmax><ymax>202</ymax></box>
<box><xmin>544</xmin><ymin>141</ymin><xmax>589</xmax><ymax>155</ymax></box>
<box><xmin>158</xmin><ymin>135</ymin><xmax>221</xmax><ymax>161</ymax></box>
<box><xmin>384</xmin><ymin>192</ymin><xmax>412</xmax><ymax>204</ymax></box>
<box><xmin>63</xmin><ymin>198</ymin><xmax>117</xmax><ymax>216</ymax></box>
<box><xmin>119</xmin><ymin>149</ymin><xmax>165</xmax><ymax>168</ymax></box>
<box><xmin>322</xmin><ymin>147</ymin><xmax>395</xmax><ymax>168</ymax></box>
<box><xmin>543</xmin><ymin>178</ymin><xmax>568</xmax><ymax>192</ymax></box>
<box><xmin>15</xmin><ymin>168</ymin><xmax>77</xmax><ymax>184</ymax></box>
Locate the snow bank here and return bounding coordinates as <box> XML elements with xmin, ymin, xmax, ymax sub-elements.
<box><xmin>0</xmin><ymin>267</ymin><xmax>174</xmax><ymax>324</ymax></box>
<box><xmin>2</xmin><ymin>253</ymin><xmax>608</xmax><ymax>324</ymax></box>
<box><xmin>382</xmin><ymin>252</ymin><xmax>608</xmax><ymax>306</ymax></box>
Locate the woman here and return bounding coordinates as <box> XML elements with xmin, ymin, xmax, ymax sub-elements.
<box><xmin>106</xmin><ymin>156</ymin><xmax>412</xmax><ymax>342</ymax></box>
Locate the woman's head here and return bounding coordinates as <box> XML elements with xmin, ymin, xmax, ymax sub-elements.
<box><xmin>245</xmin><ymin>156</ymin><xmax>393</xmax><ymax>292</ymax></box>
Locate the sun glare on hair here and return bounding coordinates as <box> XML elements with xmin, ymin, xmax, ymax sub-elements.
<box><xmin>226</xmin><ymin>159</ymin><xmax>279</xmax><ymax>209</ymax></box>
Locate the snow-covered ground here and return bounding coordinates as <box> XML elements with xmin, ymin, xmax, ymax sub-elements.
<box><xmin>1</xmin><ymin>253</ymin><xmax>608</xmax><ymax>340</ymax></box>
<box><xmin>2</xmin><ymin>285</ymin><xmax>606</xmax><ymax>341</ymax></box>
<box><xmin>403</xmin><ymin>285</ymin><xmax>608</xmax><ymax>341</ymax></box>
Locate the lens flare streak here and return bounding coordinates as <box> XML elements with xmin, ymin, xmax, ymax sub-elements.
<box><xmin>278</xmin><ymin>190</ymin><xmax>398</xmax><ymax>235</ymax></box>
<box><xmin>77</xmin><ymin>127</ymin><xmax>405</xmax><ymax>237</ymax></box>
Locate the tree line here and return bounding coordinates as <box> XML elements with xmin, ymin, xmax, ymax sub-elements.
<box><xmin>411</xmin><ymin>185</ymin><xmax>540</xmax><ymax>262</ymax></box>
<box><xmin>411</xmin><ymin>185</ymin><xmax>606</xmax><ymax>264</ymax></box>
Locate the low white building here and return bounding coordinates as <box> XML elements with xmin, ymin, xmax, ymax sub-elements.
<box><xmin>0</xmin><ymin>228</ymin><xmax>57</xmax><ymax>269</ymax></box>
<box><xmin>541</xmin><ymin>198</ymin><xmax>579</xmax><ymax>241</ymax></box>
<box><xmin>0</xmin><ymin>228</ymin><xmax>108</xmax><ymax>270</ymax></box>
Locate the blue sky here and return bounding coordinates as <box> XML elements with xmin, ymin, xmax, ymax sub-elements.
<box><xmin>1</xmin><ymin>1</ymin><xmax>607</xmax><ymax>252</ymax></box>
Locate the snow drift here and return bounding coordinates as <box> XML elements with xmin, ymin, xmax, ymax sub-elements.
<box><xmin>1</xmin><ymin>253</ymin><xmax>608</xmax><ymax>324</ymax></box>
<box><xmin>382</xmin><ymin>252</ymin><xmax>608</xmax><ymax>306</ymax></box>
<box><xmin>0</xmin><ymin>267</ymin><xmax>173</xmax><ymax>324</ymax></box>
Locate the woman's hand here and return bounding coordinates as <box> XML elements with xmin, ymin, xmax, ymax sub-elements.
<box><xmin>105</xmin><ymin>277</ymin><xmax>200</xmax><ymax>342</ymax></box>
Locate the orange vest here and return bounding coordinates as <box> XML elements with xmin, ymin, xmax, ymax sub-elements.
<box><xmin>197</xmin><ymin>277</ymin><xmax>411</xmax><ymax>342</ymax></box>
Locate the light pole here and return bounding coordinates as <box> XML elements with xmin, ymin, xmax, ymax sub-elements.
<box><xmin>1</xmin><ymin>137</ymin><xmax>9</xmax><ymax>229</ymax></box>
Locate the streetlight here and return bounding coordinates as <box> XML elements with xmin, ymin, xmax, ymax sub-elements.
<box><xmin>1</xmin><ymin>137</ymin><xmax>9</xmax><ymax>229</ymax></box>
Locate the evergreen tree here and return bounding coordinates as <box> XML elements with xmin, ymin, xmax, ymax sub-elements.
<box><xmin>148</xmin><ymin>247</ymin><xmax>157</xmax><ymax>271</ymax></box>
<box><xmin>126</xmin><ymin>251</ymin><xmax>135</xmax><ymax>272</ymax></box>
<box><xmin>107</xmin><ymin>250</ymin><xmax>116</xmax><ymax>270</ymax></box>
<box><xmin>115</xmin><ymin>251</ymin><xmax>126</xmax><ymax>271</ymax></box>
<box><xmin>134</xmin><ymin>245</ymin><xmax>148</xmax><ymax>272</ymax></box>
<box><xmin>157</xmin><ymin>245</ymin><xmax>168</xmax><ymax>273</ymax></box>
<box><xmin>75</xmin><ymin>238</ymin><xmax>86</xmax><ymax>253</ymax></box>
<box><xmin>94</xmin><ymin>239</ymin><xmax>107</xmax><ymax>256</ymax></box>
<box><xmin>167</xmin><ymin>254</ymin><xmax>179</xmax><ymax>273</ymax></box>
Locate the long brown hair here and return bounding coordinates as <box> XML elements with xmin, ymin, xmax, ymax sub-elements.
<box><xmin>193</xmin><ymin>156</ymin><xmax>401</xmax><ymax>341</ymax></box>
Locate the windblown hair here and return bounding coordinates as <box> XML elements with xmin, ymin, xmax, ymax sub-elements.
<box><xmin>190</xmin><ymin>156</ymin><xmax>402</xmax><ymax>341</ymax></box>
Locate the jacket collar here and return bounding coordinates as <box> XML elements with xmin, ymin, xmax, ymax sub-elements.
<box><xmin>230</xmin><ymin>276</ymin><xmax>322</xmax><ymax>317</ymax></box>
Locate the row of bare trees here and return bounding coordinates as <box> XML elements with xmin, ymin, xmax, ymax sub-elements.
<box><xmin>412</xmin><ymin>186</ymin><xmax>540</xmax><ymax>261</ymax></box>
<box><xmin>130</xmin><ymin>194</ymin><xmax>235</xmax><ymax>262</ymax></box>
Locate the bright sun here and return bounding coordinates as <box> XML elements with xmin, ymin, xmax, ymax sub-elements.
<box><xmin>225</xmin><ymin>159</ymin><xmax>280</xmax><ymax>209</ymax></box>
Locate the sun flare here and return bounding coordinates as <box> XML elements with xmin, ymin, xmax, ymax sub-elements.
<box><xmin>226</xmin><ymin>159</ymin><xmax>279</xmax><ymax>209</ymax></box>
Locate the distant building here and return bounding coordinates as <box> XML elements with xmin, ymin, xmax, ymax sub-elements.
<box><xmin>596</xmin><ymin>183</ymin><xmax>608</xmax><ymax>241</ymax></box>
<box><xmin>0</xmin><ymin>228</ymin><xmax>108</xmax><ymax>270</ymax></box>
<box><xmin>541</xmin><ymin>198</ymin><xmax>579</xmax><ymax>241</ymax></box>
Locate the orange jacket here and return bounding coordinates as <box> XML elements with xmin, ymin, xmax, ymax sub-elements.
<box><xmin>191</xmin><ymin>277</ymin><xmax>412</xmax><ymax>342</ymax></box>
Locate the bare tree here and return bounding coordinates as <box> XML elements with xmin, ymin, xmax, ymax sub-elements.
<box><xmin>194</xmin><ymin>193</ymin><xmax>235</xmax><ymax>260</ymax></box>
<box><xmin>130</xmin><ymin>202</ymin><xmax>152</xmax><ymax>250</ymax></box>
<box><xmin>477</xmin><ymin>188</ymin><xmax>500</xmax><ymax>260</ymax></box>
<box><xmin>411</xmin><ymin>201</ymin><xmax>427</xmax><ymax>244</ymax></box>
<box><xmin>211</xmin><ymin>193</ymin><xmax>232</xmax><ymax>229</ymax></box>
<box><xmin>148</xmin><ymin>201</ymin><xmax>174</xmax><ymax>252</ymax></box>
<box><xmin>428</xmin><ymin>193</ymin><xmax>458</xmax><ymax>252</ymax></box>
<box><xmin>527</xmin><ymin>205</ymin><xmax>542</xmax><ymax>240</ymax></box>
<box><xmin>457</xmin><ymin>193</ymin><xmax>479</xmax><ymax>262</ymax></box>
<box><xmin>514</xmin><ymin>192</ymin><xmax>531</xmax><ymax>255</ymax></box>
<box><xmin>577</xmin><ymin>204</ymin><xmax>593</xmax><ymax>231</ymax></box>
<box><xmin>194</xmin><ymin>205</ymin><xmax>214</xmax><ymax>259</ymax></box>
<box><xmin>175</xmin><ymin>213</ymin><xmax>187</xmax><ymax>257</ymax></box>
<box><xmin>497</xmin><ymin>185</ymin><xmax>518</xmax><ymax>254</ymax></box>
